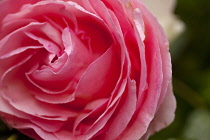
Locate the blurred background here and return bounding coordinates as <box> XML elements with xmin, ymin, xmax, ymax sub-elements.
<box><xmin>0</xmin><ymin>0</ymin><xmax>210</xmax><ymax>139</ymax></box>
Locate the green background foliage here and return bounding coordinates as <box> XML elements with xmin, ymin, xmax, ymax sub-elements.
<box><xmin>0</xmin><ymin>0</ymin><xmax>210</xmax><ymax>139</ymax></box>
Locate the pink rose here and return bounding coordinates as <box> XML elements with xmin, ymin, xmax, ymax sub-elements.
<box><xmin>0</xmin><ymin>0</ymin><xmax>176</xmax><ymax>140</ymax></box>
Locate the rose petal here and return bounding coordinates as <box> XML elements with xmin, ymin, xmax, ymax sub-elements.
<box><xmin>74</xmin><ymin>46</ymin><xmax>120</xmax><ymax>100</ymax></box>
<box><xmin>76</xmin><ymin>99</ymin><xmax>120</xmax><ymax>140</ymax></box>
<box><xmin>0</xmin><ymin>96</ymin><xmax>66</xmax><ymax>132</ymax></box>
<box><xmin>1</xmin><ymin>113</ymin><xmax>59</xmax><ymax>140</ymax></box>
<box><xmin>0</xmin><ymin>51</ymin><xmax>36</xmax><ymax>83</ymax></box>
<box><xmin>0</xmin><ymin>0</ymin><xmax>38</xmax><ymax>24</ymax></box>
<box><xmin>140</xmin><ymin>1</ymin><xmax>171</xmax><ymax>107</ymax></box>
<box><xmin>1</xmin><ymin>80</ymin><xmax>77</xmax><ymax>121</ymax></box>
<box><xmin>118</xmin><ymin>2</ymin><xmax>173</xmax><ymax>139</ymax></box>
<box><xmin>74</xmin><ymin>78</ymin><xmax>128</xmax><ymax>139</ymax></box>
<box><xmin>88</xmin><ymin>0</ymin><xmax>123</xmax><ymax>36</ymax></box>
<box><xmin>140</xmin><ymin>82</ymin><xmax>176</xmax><ymax>140</ymax></box>
<box><xmin>100</xmin><ymin>79</ymin><xmax>137</xmax><ymax>140</ymax></box>
<box><xmin>0</xmin><ymin>22</ymin><xmax>45</xmax><ymax>57</ymax></box>
<box><xmin>0</xmin><ymin>19</ymin><xmax>36</xmax><ymax>39</ymax></box>
<box><xmin>73</xmin><ymin>99</ymin><xmax>108</xmax><ymax>135</ymax></box>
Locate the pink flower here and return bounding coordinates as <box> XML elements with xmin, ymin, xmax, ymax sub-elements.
<box><xmin>0</xmin><ymin>0</ymin><xmax>176</xmax><ymax>140</ymax></box>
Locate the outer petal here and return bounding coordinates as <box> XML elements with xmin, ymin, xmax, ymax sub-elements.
<box><xmin>140</xmin><ymin>82</ymin><xmax>176</xmax><ymax>140</ymax></box>
<box><xmin>117</xmin><ymin>1</ymin><xmax>174</xmax><ymax>140</ymax></box>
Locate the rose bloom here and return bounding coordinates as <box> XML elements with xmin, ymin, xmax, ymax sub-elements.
<box><xmin>0</xmin><ymin>0</ymin><xmax>176</xmax><ymax>140</ymax></box>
